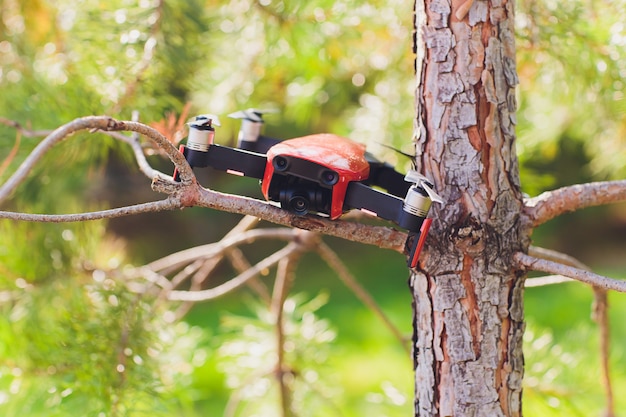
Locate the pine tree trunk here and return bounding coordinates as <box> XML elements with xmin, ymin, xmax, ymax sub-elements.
<box><xmin>411</xmin><ymin>1</ymin><xmax>529</xmax><ymax>416</ymax></box>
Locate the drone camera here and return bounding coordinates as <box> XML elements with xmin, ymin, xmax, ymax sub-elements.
<box><xmin>320</xmin><ymin>170</ymin><xmax>339</xmax><ymax>186</ymax></box>
<box><xmin>266</xmin><ymin>155</ymin><xmax>337</xmax><ymax>216</ymax></box>
<box><xmin>272</xmin><ymin>155</ymin><xmax>289</xmax><ymax>172</ymax></box>
<box><xmin>278</xmin><ymin>186</ymin><xmax>328</xmax><ymax>216</ymax></box>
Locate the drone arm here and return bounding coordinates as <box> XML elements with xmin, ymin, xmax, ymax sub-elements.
<box><xmin>344</xmin><ymin>182</ymin><xmax>405</xmax><ymax>225</ymax></box>
<box><xmin>238</xmin><ymin>135</ymin><xmax>282</xmax><ymax>154</ymax></box>
<box><xmin>364</xmin><ymin>160</ymin><xmax>411</xmax><ymax>198</ymax></box>
<box><xmin>177</xmin><ymin>145</ymin><xmax>267</xmax><ymax>180</ymax></box>
<box><xmin>344</xmin><ymin>181</ymin><xmax>434</xmax><ymax>268</ymax></box>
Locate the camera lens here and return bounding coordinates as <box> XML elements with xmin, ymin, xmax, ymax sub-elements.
<box><xmin>320</xmin><ymin>170</ymin><xmax>339</xmax><ymax>186</ymax></box>
<box><xmin>289</xmin><ymin>195</ymin><xmax>309</xmax><ymax>215</ymax></box>
<box><xmin>273</xmin><ymin>156</ymin><xmax>289</xmax><ymax>172</ymax></box>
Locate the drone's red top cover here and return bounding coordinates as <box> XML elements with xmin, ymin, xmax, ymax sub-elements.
<box><xmin>262</xmin><ymin>134</ymin><xmax>370</xmax><ymax>219</ymax></box>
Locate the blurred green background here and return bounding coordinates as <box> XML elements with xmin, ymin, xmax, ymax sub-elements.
<box><xmin>0</xmin><ymin>0</ymin><xmax>625</xmax><ymax>416</ymax></box>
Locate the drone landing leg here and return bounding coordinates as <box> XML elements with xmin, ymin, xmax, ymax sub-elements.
<box><xmin>407</xmin><ymin>218</ymin><xmax>432</xmax><ymax>268</ymax></box>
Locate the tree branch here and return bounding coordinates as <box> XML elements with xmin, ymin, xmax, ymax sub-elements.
<box><xmin>524</xmin><ymin>275</ymin><xmax>573</xmax><ymax>287</ymax></box>
<box><xmin>514</xmin><ymin>252</ymin><xmax>626</xmax><ymax>292</ymax></box>
<box><xmin>0</xmin><ymin>116</ymin><xmax>193</xmax><ymax>205</ymax></box>
<box><xmin>592</xmin><ymin>288</ymin><xmax>615</xmax><ymax>417</ymax></box>
<box><xmin>189</xmin><ymin>183</ymin><xmax>407</xmax><ymax>253</ymax></box>
<box><xmin>524</xmin><ymin>180</ymin><xmax>626</xmax><ymax>227</ymax></box>
<box><xmin>525</xmin><ymin>245</ymin><xmax>615</xmax><ymax>416</ymax></box>
<box><xmin>2</xmin><ymin>115</ymin><xmax>407</xmax><ymax>255</ymax></box>
<box><xmin>271</xmin><ymin>253</ymin><xmax>300</xmax><ymax>417</ymax></box>
<box><xmin>141</xmin><ymin>228</ymin><xmax>297</xmax><ymax>274</ymax></box>
<box><xmin>166</xmin><ymin>242</ymin><xmax>301</xmax><ymax>302</ymax></box>
<box><xmin>102</xmin><ymin>130</ymin><xmax>169</xmax><ymax>181</ymax></box>
<box><xmin>0</xmin><ymin>117</ymin><xmax>53</xmax><ymax>137</ymax></box>
<box><xmin>0</xmin><ymin>198</ymin><xmax>181</xmax><ymax>222</ymax></box>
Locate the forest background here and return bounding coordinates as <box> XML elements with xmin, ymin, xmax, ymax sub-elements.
<box><xmin>0</xmin><ymin>0</ymin><xmax>625</xmax><ymax>416</ymax></box>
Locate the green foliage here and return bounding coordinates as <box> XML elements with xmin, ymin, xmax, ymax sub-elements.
<box><xmin>0</xmin><ymin>275</ymin><xmax>209</xmax><ymax>416</ymax></box>
<box><xmin>516</xmin><ymin>0</ymin><xmax>626</xmax><ymax>192</ymax></box>
<box><xmin>1</xmin><ymin>0</ymin><xmax>625</xmax><ymax>416</ymax></box>
<box><xmin>216</xmin><ymin>293</ymin><xmax>339</xmax><ymax>416</ymax></box>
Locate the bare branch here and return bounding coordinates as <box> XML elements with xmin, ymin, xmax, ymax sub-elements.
<box><xmin>0</xmin><ymin>116</ymin><xmax>193</xmax><ymax>204</ymax></box>
<box><xmin>592</xmin><ymin>288</ymin><xmax>615</xmax><ymax>417</ymax></box>
<box><xmin>166</xmin><ymin>242</ymin><xmax>301</xmax><ymax>302</ymax></box>
<box><xmin>0</xmin><ymin>117</ymin><xmax>53</xmax><ymax>137</ymax></box>
<box><xmin>525</xmin><ymin>245</ymin><xmax>615</xmax><ymax>415</ymax></box>
<box><xmin>188</xmin><ymin>184</ymin><xmax>408</xmax><ymax>253</ymax></box>
<box><xmin>527</xmin><ymin>246</ymin><xmax>590</xmax><ymax>271</ymax></box>
<box><xmin>0</xmin><ymin>198</ymin><xmax>181</xmax><ymax>222</ymax></box>
<box><xmin>524</xmin><ymin>180</ymin><xmax>626</xmax><ymax>227</ymax></box>
<box><xmin>514</xmin><ymin>252</ymin><xmax>626</xmax><ymax>292</ymax></box>
<box><xmin>102</xmin><ymin>130</ymin><xmax>168</xmax><ymax>180</ymax></box>
<box><xmin>2</xmin><ymin>116</ymin><xmax>407</xmax><ymax>255</ymax></box>
<box><xmin>142</xmin><ymin>228</ymin><xmax>297</xmax><ymax>273</ymax></box>
<box><xmin>524</xmin><ymin>275</ymin><xmax>574</xmax><ymax>287</ymax></box>
<box><xmin>272</xmin><ymin>253</ymin><xmax>300</xmax><ymax>417</ymax></box>
<box><xmin>0</xmin><ymin>131</ymin><xmax>21</xmax><ymax>178</ymax></box>
<box><xmin>169</xmin><ymin>216</ymin><xmax>269</xmax><ymax>318</ymax></box>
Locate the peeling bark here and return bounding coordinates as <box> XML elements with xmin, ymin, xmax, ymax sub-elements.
<box><xmin>412</xmin><ymin>0</ymin><xmax>529</xmax><ymax>416</ymax></box>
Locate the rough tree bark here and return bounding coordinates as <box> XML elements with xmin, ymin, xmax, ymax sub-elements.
<box><xmin>411</xmin><ymin>0</ymin><xmax>527</xmax><ymax>416</ymax></box>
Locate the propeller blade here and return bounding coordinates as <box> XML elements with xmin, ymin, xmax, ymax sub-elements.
<box><xmin>404</xmin><ymin>170</ymin><xmax>429</xmax><ymax>185</ymax></box>
<box><xmin>188</xmin><ymin>114</ymin><xmax>221</xmax><ymax>127</ymax></box>
<box><xmin>228</xmin><ymin>108</ymin><xmax>278</xmax><ymax>122</ymax></box>
<box><xmin>404</xmin><ymin>170</ymin><xmax>444</xmax><ymax>204</ymax></box>
<box><xmin>421</xmin><ymin>182</ymin><xmax>444</xmax><ymax>204</ymax></box>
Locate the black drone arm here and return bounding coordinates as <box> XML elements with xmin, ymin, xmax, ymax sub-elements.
<box><xmin>344</xmin><ymin>182</ymin><xmax>404</xmax><ymax>224</ymax></box>
<box><xmin>182</xmin><ymin>145</ymin><xmax>267</xmax><ymax>179</ymax></box>
<box><xmin>363</xmin><ymin>157</ymin><xmax>411</xmax><ymax>198</ymax></box>
<box><xmin>238</xmin><ymin>135</ymin><xmax>281</xmax><ymax>154</ymax></box>
<box><xmin>344</xmin><ymin>172</ymin><xmax>441</xmax><ymax>268</ymax></box>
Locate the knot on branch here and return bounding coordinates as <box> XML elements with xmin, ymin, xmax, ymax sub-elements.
<box><xmin>151</xmin><ymin>176</ymin><xmax>199</xmax><ymax>207</ymax></box>
<box><xmin>105</xmin><ymin>117</ymin><xmax>125</xmax><ymax>131</ymax></box>
<box><xmin>178</xmin><ymin>183</ymin><xmax>201</xmax><ymax>207</ymax></box>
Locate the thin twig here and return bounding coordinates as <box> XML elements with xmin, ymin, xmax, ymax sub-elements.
<box><xmin>525</xmin><ymin>246</ymin><xmax>615</xmax><ymax>416</ymax></box>
<box><xmin>524</xmin><ymin>180</ymin><xmax>626</xmax><ymax>227</ymax></box>
<box><xmin>0</xmin><ymin>116</ymin><xmax>193</xmax><ymax>205</ymax></box>
<box><xmin>514</xmin><ymin>252</ymin><xmax>626</xmax><ymax>292</ymax></box>
<box><xmin>142</xmin><ymin>228</ymin><xmax>297</xmax><ymax>273</ymax></box>
<box><xmin>272</xmin><ymin>255</ymin><xmax>300</xmax><ymax>417</ymax></box>
<box><xmin>227</xmin><ymin>248</ymin><xmax>271</xmax><ymax>304</ymax></box>
<box><xmin>171</xmin><ymin>216</ymin><xmax>269</xmax><ymax>318</ymax></box>
<box><xmin>527</xmin><ymin>246</ymin><xmax>589</xmax><ymax>271</ymax></box>
<box><xmin>524</xmin><ymin>275</ymin><xmax>574</xmax><ymax>287</ymax></box>
<box><xmin>0</xmin><ymin>117</ymin><xmax>53</xmax><ymax>137</ymax></box>
<box><xmin>317</xmin><ymin>241</ymin><xmax>410</xmax><ymax>353</ymax></box>
<box><xmin>166</xmin><ymin>242</ymin><xmax>301</xmax><ymax>302</ymax></box>
<box><xmin>102</xmin><ymin>130</ymin><xmax>169</xmax><ymax>180</ymax></box>
<box><xmin>0</xmin><ymin>131</ymin><xmax>21</xmax><ymax>178</ymax></box>
<box><xmin>592</xmin><ymin>288</ymin><xmax>614</xmax><ymax>417</ymax></box>
<box><xmin>0</xmin><ymin>198</ymin><xmax>181</xmax><ymax>222</ymax></box>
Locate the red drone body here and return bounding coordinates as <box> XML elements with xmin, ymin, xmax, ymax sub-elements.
<box><xmin>262</xmin><ymin>134</ymin><xmax>370</xmax><ymax>219</ymax></box>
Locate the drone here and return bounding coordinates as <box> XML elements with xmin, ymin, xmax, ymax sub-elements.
<box><xmin>173</xmin><ymin>109</ymin><xmax>443</xmax><ymax>268</ymax></box>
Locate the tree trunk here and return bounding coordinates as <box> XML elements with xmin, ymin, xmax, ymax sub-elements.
<box><xmin>411</xmin><ymin>1</ymin><xmax>529</xmax><ymax>416</ymax></box>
